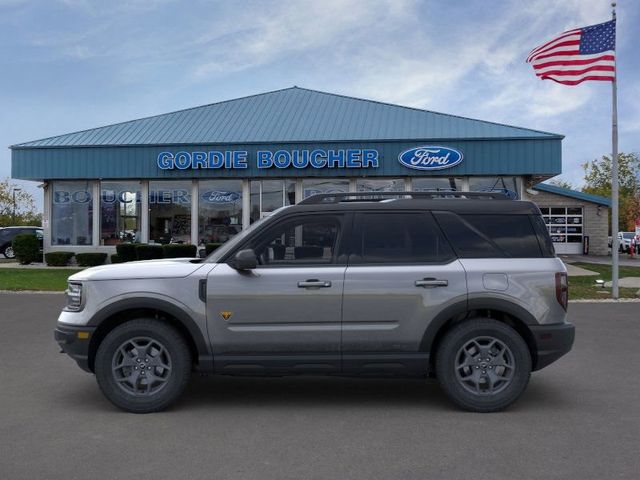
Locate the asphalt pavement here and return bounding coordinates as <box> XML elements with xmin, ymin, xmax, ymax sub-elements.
<box><xmin>0</xmin><ymin>294</ymin><xmax>638</xmax><ymax>480</ymax></box>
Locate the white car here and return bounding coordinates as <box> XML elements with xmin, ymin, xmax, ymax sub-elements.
<box><xmin>609</xmin><ymin>232</ymin><xmax>635</xmax><ymax>252</ymax></box>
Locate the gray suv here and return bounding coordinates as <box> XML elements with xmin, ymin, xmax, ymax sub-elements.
<box><xmin>55</xmin><ymin>192</ymin><xmax>574</xmax><ymax>413</ymax></box>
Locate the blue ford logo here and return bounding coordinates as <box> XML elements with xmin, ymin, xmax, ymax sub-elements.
<box><xmin>398</xmin><ymin>146</ymin><xmax>463</xmax><ymax>170</ymax></box>
<box><xmin>200</xmin><ymin>191</ymin><xmax>240</xmax><ymax>204</ymax></box>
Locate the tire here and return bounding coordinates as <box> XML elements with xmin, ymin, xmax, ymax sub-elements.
<box><xmin>2</xmin><ymin>244</ymin><xmax>15</xmax><ymax>259</ymax></box>
<box><xmin>435</xmin><ymin>318</ymin><xmax>531</xmax><ymax>413</ymax></box>
<box><xmin>95</xmin><ymin>319</ymin><xmax>192</xmax><ymax>413</ymax></box>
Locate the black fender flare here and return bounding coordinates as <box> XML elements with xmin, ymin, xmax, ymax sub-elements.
<box><xmin>420</xmin><ymin>297</ymin><xmax>538</xmax><ymax>353</ymax></box>
<box><xmin>88</xmin><ymin>297</ymin><xmax>213</xmax><ymax>372</ymax></box>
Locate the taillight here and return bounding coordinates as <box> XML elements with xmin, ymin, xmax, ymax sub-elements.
<box><xmin>555</xmin><ymin>272</ymin><xmax>568</xmax><ymax>311</ymax></box>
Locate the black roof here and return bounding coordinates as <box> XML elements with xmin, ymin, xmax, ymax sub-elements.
<box><xmin>285</xmin><ymin>193</ymin><xmax>540</xmax><ymax>216</ymax></box>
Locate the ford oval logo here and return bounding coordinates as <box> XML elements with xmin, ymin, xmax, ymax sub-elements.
<box><xmin>200</xmin><ymin>191</ymin><xmax>240</xmax><ymax>204</ymax></box>
<box><xmin>398</xmin><ymin>146</ymin><xmax>463</xmax><ymax>171</ymax></box>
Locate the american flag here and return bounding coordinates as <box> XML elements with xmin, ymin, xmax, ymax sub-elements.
<box><xmin>526</xmin><ymin>19</ymin><xmax>616</xmax><ymax>85</ymax></box>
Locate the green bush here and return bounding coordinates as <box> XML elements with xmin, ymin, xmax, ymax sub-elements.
<box><xmin>45</xmin><ymin>252</ymin><xmax>75</xmax><ymax>267</ymax></box>
<box><xmin>12</xmin><ymin>234</ymin><xmax>41</xmax><ymax>265</ymax></box>
<box><xmin>110</xmin><ymin>254</ymin><xmax>121</xmax><ymax>264</ymax></box>
<box><xmin>75</xmin><ymin>253</ymin><xmax>107</xmax><ymax>267</ymax></box>
<box><xmin>162</xmin><ymin>244</ymin><xmax>198</xmax><ymax>258</ymax></box>
<box><xmin>135</xmin><ymin>244</ymin><xmax>163</xmax><ymax>260</ymax></box>
<box><xmin>116</xmin><ymin>243</ymin><xmax>138</xmax><ymax>262</ymax></box>
<box><xmin>205</xmin><ymin>243</ymin><xmax>223</xmax><ymax>255</ymax></box>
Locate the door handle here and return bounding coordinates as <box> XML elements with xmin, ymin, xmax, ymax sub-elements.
<box><xmin>415</xmin><ymin>278</ymin><xmax>448</xmax><ymax>288</ymax></box>
<box><xmin>298</xmin><ymin>279</ymin><xmax>332</xmax><ymax>288</ymax></box>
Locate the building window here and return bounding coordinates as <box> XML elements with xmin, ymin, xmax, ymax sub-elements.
<box><xmin>356</xmin><ymin>178</ymin><xmax>405</xmax><ymax>192</ymax></box>
<box><xmin>100</xmin><ymin>181</ymin><xmax>141</xmax><ymax>245</ymax></box>
<box><xmin>149</xmin><ymin>181</ymin><xmax>192</xmax><ymax>244</ymax></box>
<box><xmin>412</xmin><ymin>177</ymin><xmax>462</xmax><ymax>192</ymax></box>
<box><xmin>51</xmin><ymin>181</ymin><xmax>93</xmax><ymax>246</ymax></box>
<box><xmin>198</xmin><ymin>180</ymin><xmax>243</xmax><ymax>245</ymax></box>
<box><xmin>249</xmin><ymin>180</ymin><xmax>295</xmax><ymax>223</ymax></box>
<box><xmin>468</xmin><ymin>176</ymin><xmax>519</xmax><ymax>199</ymax></box>
<box><xmin>302</xmin><ymin>179</ymin><xmax>349</xmax><ymax>198</ymax></box>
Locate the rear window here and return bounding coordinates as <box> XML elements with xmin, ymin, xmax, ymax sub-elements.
<box><xmin>434</xmin><ymin>212</ymin><xmax>547</xmax><ymax>258</ymax></box>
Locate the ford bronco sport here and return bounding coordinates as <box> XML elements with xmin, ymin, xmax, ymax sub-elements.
<box><xmin>55</xmin><ymin>192</ymin><xmax>575</xmax><ymax>413</ymax></box>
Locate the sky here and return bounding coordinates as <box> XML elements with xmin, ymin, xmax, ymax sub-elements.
<box><xmin>1</xmin><ymin>0</ymin><xmax>639</xmax><ymax>211</ymax></box>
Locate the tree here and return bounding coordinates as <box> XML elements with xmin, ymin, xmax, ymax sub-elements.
<box><xmin>582</xmin><ymin>152</ymin><xmax>640</xmax><ymax>232</ymax></box>
<box><xmin>0</xmin><ymin>179</ymin><xmax>42</xmax><ymax>227</ymax></box>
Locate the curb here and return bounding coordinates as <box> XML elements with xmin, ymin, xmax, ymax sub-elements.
<box><xmin>569</xmin><ymin>298</ymin><xmax>640</xmax><ymax>303</ymax></box>
<box><xmin>0</xmin><ymin>290</ymin><xmax>65</xmax><ymax>294</ymax></box>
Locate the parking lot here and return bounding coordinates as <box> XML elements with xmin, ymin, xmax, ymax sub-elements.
<box><xmin>0</xmin><ymin>294</ymin><xmax>638</xmax><ymax>480</ymax></box>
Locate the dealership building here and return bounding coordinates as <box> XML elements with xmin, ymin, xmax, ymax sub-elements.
<box><xmin>10</xmin><ymin>86</ymin><xmax>611</xmax><ymax>256</ymax></box>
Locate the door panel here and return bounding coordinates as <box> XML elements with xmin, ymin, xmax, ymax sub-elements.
<box><xmin>341</xmin><ymin>211</ymin><xmax>468</xmax><ymax>374</ymax></box>
<box><xmin>342</xmin><ymin>262</ymin><xmax>467</xmax><ymax>354</ymax></box>
<box><xmin>206</xmin><ymin>212</ymin><xmax>348</xmax><ymax>373</ymax></box>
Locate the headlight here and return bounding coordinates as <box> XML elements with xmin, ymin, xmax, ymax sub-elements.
<box><xmin>65</xmin><ymin>282</ymin><xmax>83</xmax><ymax>311</ymax></box>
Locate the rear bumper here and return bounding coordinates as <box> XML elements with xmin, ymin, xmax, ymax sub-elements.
<box><xmin>530</xmin><ymin>322</ymin><xmax>575</xmax><ymax>371</ymax></box>
<box><xmin>54</xmin><ymin>324</ymin><xmax>96</xmax><ymax>373</ymax></box>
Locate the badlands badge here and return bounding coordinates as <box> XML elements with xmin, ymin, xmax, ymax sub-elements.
<box><xmin>219</xmin><ymin>311</ymin><xmax>233</xmax><ymax>321</ymax></box>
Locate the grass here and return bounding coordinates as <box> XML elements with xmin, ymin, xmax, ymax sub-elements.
<box><xmin>569</xmin><ymin>262</ymin><xmax>640</xmax><ymax>300</ymax></box>
<box><xmin>0</xmin><ymin>268</ymin><xmax>81</xmax><ymax>291</ymax></box>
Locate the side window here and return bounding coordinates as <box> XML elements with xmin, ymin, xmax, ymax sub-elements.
<box><xmin>460</xmin><ymin>215</ymin><xmax>543</xmax><ymax>258</ymax></box>
<box><xmin>354</xmin><ymin>212</ymin><xmax>455</xmax><ymax>264</ymax></box>
<box><xmin>250</xmin><ymin>216</ymin><xmax>341</xmax><ymax>266</ymax></box>
<box><xmin>434</xmin><ymin>212</ymin><xmax>544</xmax><ymax>258</ymax></box>
<box><xmin>433</xmin><ymin>212</ymin><xmax>502</xmax><ymax>258</ymax></box>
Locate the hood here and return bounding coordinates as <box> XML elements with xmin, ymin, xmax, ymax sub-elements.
<box><xmin>69</xmin><ymin>258</ymin><xmax>207</xmax><ymax>281</ymax></box>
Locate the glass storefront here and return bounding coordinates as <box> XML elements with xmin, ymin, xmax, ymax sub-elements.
<box><xmin>47</xmin><ymin>176</ymin><xmax>538</xmax><ymax>250</ymax></box>
<box><xmin>250</xmin><ymin>180</ymin><xmax>295</xmax><ymax>223</ymax></box>
<box><xmin>51</xmin><ymin>181</ymin><xmax>93</xmax><ymax>245</ymax></box>
<box><xmin>412</xmin><ymin>177</ymin><xmax>462</xmax><ymax>192</ymax></box>
<box><xmin>100</xmin><ymin>181</ymin><xmax>142</xmax><ymax>245</ymax></box>
<box><xmin>198</xmin><ymin>180</ymin><xmax>243</xmax><ymax>245</ymax></box>
<box><xmin>149</xmin><ymin>180</ymin><xmax>192</xmax><ymax>244</ymax></box>
<box><xmin>302</xmin><ymin>179</ymin><xmax>349</xmax><ymax>198</ymax></box>
<box><xmin>357</xmin><ymin>178</ymin><xmax>404</xmax><ymax>192</ymax></box>
<box><xmin>468</xmin><ymin>176</ymin><xmax>519</xmax><ymax>199</ymax></box>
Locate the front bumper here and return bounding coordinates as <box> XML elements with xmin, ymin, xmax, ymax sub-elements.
<box><xmin>54</xmin><ymin>324</ymin><xmax>96</xmax><ymax>373</ymax></box>
<box><xmin>530</xmin><ymin>322</ymin><xmax>575</xmax><ymax>371</ymax></box>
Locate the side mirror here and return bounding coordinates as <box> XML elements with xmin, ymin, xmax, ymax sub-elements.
<box><xmin>233</xmin><ymin>249</ymin><xmax>257</xmax><ymax>270</ymax></box>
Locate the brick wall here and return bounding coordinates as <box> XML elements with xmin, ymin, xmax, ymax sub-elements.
<box><xmin>527</xmin><ymin>190</ymin><xmax>609</xmax><ymax>255</ymax></box>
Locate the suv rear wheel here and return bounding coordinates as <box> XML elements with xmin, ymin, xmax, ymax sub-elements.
<box><xmin>2</xmin><ymin>244</ymin><xmax>15</xmax><ymax>258</ymax></box>
<box><xmin>95</xmin><ymin>319</ymin><xmax>192</xmax><ymax>413</ymax></box>
<box><xmin>435</xmin><ymin>318</ymin><xmax>531</xmax><ymax>412</ymax></box>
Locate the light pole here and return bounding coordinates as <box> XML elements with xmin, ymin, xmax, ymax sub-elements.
<box><xmin>12</xmin><ymin>188</ymin><xmax>22</xmax><ymax>224</ymax></box>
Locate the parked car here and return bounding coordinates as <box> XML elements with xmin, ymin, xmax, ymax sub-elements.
<box><xmin>55</xmin><ymin>192</ymin><xmax>574</xmax><ymax>413</ymax></box>
<box><xmin>608</xmin><ymin>232</ymin><xmax>635</xmax><ymax>252</ymax></box>
<box><xmin>0</xmin><ymin>226</ymin><xmax>43</xmax><ymax>258</ymax></box>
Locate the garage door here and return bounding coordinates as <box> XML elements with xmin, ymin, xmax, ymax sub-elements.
<box><xmin>539</xmin><ymin>207</ymin><xmax>583</xmax><ymax>254</ymax></box>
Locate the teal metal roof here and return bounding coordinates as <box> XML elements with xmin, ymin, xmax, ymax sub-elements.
<box><xmin>12</xmin><ymin>87</ymin><xmax>562</xmax><ymax>148</ymax></box>
<box><xmin>534</xmin><ymin>183</ymin><xmax>611</xmax><ymax>206</ymax></box>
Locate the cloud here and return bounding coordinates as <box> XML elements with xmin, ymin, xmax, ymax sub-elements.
<box><xmin>192</xmin><ymin>0</ymin><xmax>416</xmax><ymax>78</ymax></box>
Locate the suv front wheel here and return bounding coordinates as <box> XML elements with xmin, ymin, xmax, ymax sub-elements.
<box><xmin>436</xmin><ymin>318</ymin><xmax>531</xmax><ymax>412</ymax></box>
<box><xmin>95</xmin><ymin>319</ymin><xmax>192</xmax><ymax>413</ymax></box>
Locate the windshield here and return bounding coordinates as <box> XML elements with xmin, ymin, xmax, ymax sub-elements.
<box><xmin>622</xmin><ymin>233</ymin><xmax>635</xmax><ymax>239</ymax></box>
<box><xmin>205</xmin><ymin>216</ymin><xmax>270</xmax><ymax>263</ymax></box>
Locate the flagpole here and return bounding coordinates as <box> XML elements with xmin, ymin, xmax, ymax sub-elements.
<box><xmin>611</xmin><ymin>1</ymin><xmax>620</xmax><ymax>298</ymax></box>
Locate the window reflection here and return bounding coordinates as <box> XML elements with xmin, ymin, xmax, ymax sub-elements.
<box><xmin>100</xmin><ymin>181</ymin><xmax>141</xmax><ymax>245</ymax></box>
<box><xmin>149</xmin><ymin>181</ymin><xmax>191</xmax><ymax>244</ymax></box>
<box><xmin>198</xmin><ymin>180</ymin><xmax>243</xmax><ymax>245</ymax></box>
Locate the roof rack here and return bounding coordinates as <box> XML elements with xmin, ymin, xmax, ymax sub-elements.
<box><xmin>298</xmin><ymin>191</ymin><xmax>509</xmax><ymax>205</ymax></box>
